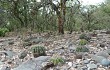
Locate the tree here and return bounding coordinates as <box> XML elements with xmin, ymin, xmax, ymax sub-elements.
<box><xmin>79</xmin><ymin>5</ymin><xmax>97</xmax><ymax>31</ymax></box>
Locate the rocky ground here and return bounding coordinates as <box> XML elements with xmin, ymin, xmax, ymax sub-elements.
<box><xmin>0</xmin><ymin>30</ymin><xmax>110</xmax><ymax>70</ymax></box>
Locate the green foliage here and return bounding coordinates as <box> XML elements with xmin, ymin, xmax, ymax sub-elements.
<box><xmin>79</xmin><ymin>34</ymin><xmax>91</xmax><ymax>41</ymax></box>
<box><xmin>0</xmin><ymin>0</ymin><xmax>110</xmax><ymax>33</ymax></box>
<box><xmin>76</xmin><ymin>47</ymin><xmax>89</xmax><ymax>52</ymax></box>
<box><xmin>79</xmin><ymin>39</ymin><xmax>88</xmax><ymax>45</ymax></box>
<box><xmin>31</xmin><ymin>46</ymin><xmax>46</xmax><ymax>56</ymax></box>
<box><xmin>0</xmin><ymin>28</ymin><xmax>9</xmax><ymax>37</ymax></box>
<box><xmin>50</xmin><ymin>57</ymin><xmax>64</xmax><ymax>65</ymax></box>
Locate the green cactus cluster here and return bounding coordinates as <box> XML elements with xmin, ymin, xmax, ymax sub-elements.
<box><xmin>50</xmin><ymin>57</ymin><xmax>64</xmax><ymax>65</ymax></box>
<box><xmin>79</xmin><ymin>39</ymin><xmax>88</xmax><ymax>46</ymax></box>
<box><xmin>76</xmin><ymin>47</ymin><xmax>89</xmax><ymax>52</ymax></box>
<box><xmin>31</xmin><ymin>46</ymin><xmax>46</xmax><ymax>57</ymax></box>
<box><xmin>79</xmin><ymin>33</ymin><xmax>91</xmax><ymax>41</ymax></box>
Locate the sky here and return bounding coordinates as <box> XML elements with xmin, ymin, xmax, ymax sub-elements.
<box><xmin>37</xmin><ymin>0</ymin><xmax>105</xmax><ymax>5</ymax></box>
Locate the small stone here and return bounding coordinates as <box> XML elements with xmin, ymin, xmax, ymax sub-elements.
<box><xmin>0</xmin><ymin>61</ymin><xmax>3</xmax><ymax>65</ymax></box>
<box><xmin>96</xmin><ymin>51</ymin><xmax>109</xmax><ymax>58</ymax></box>
<box><xmin>87</xmin><ymin>63</ymin><xmax>97</xmax><ymax>70</ymax></box>
<box><xmin>106</xmin><ymin>30</ymin><xmax>110</xmax><ymax>34</ymax></box>
<box><xmin>23</xmin><ymin>42</ymin><xmax>32</xmax><ymax>47</ymax></box>
<box><xmin>68</xmin><ymin>46</ymin><xmax>76</xmax><ymax>53</ymax></box>
<box><xmin>104</xmin><ymin>49</ymin><xmax>110</xmax><ymax>55</ymax></box>
<box><xmin>96</xmin><ymin>63</ymin><xmax>101</xmax><ymax>67</ymax></box>
<box><xmin>7</xmin><ymin>60</ymin><xmax>12</xmax><ymax>64</ymax></box>
<box><xmin>5</xmin><ymin>50</ymin><xmax>15</xmax><ymax>58</ymax></box>
<box><xmin>42</xmin><ymin>62</ymin><xmax>54</xmax><ymax>69</ymax></box>
<box><xmin>1</xmin><ymin>58</ymin><xmax>7</xmax><ymax>62</ymax></box>
<box><xmin>100</xmin><ymin>43</ymin><xmax>105</xmax><ymax>48</ymax></box>
<box><xmin>89</xmin><ymin>54</ymin><xmax>105</xmax><ymax>63</ymax></box>
<box><xmin>8</xmin><ymin>41</ymin><xmax>14</xmax><ymax>45</ymax></box>
<box><xmin>60</xmin><ymin>66</ymin><xmax>70</xmax><ymax>70</ymax></box>
<box><xmin>70</xmin><ymin>67</ymin><xmax>77</xmax><ymax>70</ymax></box>
<box><xmin>74</xmin><ymin>53</ymin><xmax>83</xmax><ymax>59</ymax></box>
<box><xmin>58</xmin><ymin>49</ymin><xmax>65</xmax><ymax>55</ymax></box>
<box><xmin>32</xmin><ymin>38</ymin><xmax>43</xmax><ymax>44</ymax></box>
<box><xmin>81</xmin><ymin>66</ymin><xmax>87</xmax><ymax>70</ymax></box>
<box><xmin>101</xmin><ymin>59</ymin><xmax>110</xmax><ymax>66</ymax></box>
<box><xmin>97</xmin><ymin>68</ymin><xmax>106</xmax><ymax>70</ymax></box>
<box><xmin>76</xmin><ymin>59</ymin><xmax>82</xmax><ymax>63</ymax></box>
<box><xmin>1</xmin><ymin>66</ymin><xmax>11</xmax><ymax>70</ymax></box>
<box><xmin>72</xmin><ymin>64</ymin><xmax>77</xmax><ymax>68</ymax></box>
<box><xmin>83</xmin><ymin>60</ymin><xmax>90</xmax><ymax>64</ymax></box>
<box><xmin>68</xmin><ymin>62</ymin><xmax>73</xmax><ymax>67</ymax></box>
<box><xmin>19</xmin><ymin>51</ymin><xmax>27</xmax><ymax>59</ymax></box>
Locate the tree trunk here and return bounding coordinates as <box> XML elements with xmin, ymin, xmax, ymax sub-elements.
<box><xmin>57</xmin><ymin>0</ymin><xmax>66</xmax><ymax>34</ymax></box>
<box><xmin>58</xmin><ymin>16</ymin><xmax>64</xmax><ymax>34</ymax></box>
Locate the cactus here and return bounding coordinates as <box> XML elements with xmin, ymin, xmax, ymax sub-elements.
<box><xmin>79</xmin><ymin>39</ymin><xmax>88</xmax><ymax>46</ymax></box>
<box><xmin>50</xmin><ymin>57</ymin><xmax>64</xmax><ymax>65</ymax></box>
<box><xmin>79</xmin><ymin>33</ymin><xmax>91</xmax><ymax>41</ymax></box>
<box><xmin>31</xmin><ymin>46</ymin><xmax>46</xmax><ymax>58</ymax></box>
<box><xmin>76</xmin><ymin>47</ymin><xmax>89</xmax><ymax>52</ymax></box>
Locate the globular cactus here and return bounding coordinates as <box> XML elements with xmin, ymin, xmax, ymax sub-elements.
<box><xmin>31</xmin><ymin>46</ymin><xmax>46</xmax><ymax>58</ymax></box>
<box><xmin>50</xmin><ymin>57</ymin><xmax>64</xmax><ymax>65</ymax></box>
<box><xmin>79</xmin><ymin>39</ymin><xmax>88</xmax><ymax>46</ymax></box>
<box><xmin>76</xmin><ymin>47</ymin><xmax>89</xmax><ymax>52</ymax></box>
<box><xmin>79</xmin><ymin>33</ymin><xmax>91</xmax><ymax>41</ymax></box>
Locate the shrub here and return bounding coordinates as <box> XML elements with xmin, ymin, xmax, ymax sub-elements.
<box><xmin>0</xmin><ymin>28</ymin><xmax>9</xmax><ymax>37</ymax></box>
<box><xmin>50</xmin><ymin>57</ymin><xmax>64</xmax><ymax>65</ymax></box>
<box><xmin>31</xmin><ymin>46</ymin><xmax>46</xmax><ymax>58</ymax></box>
<box><xmin>76</xmin><ymin>47</ymin><xmax>89</xmax><ymax>52</ymax></box>
<box><xmin>79</xmin><ymin>39</ymin><xmax>88</xmax><ymax>46</ymax></box>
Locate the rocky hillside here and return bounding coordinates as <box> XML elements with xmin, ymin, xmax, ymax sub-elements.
<box><xmin>0</xmin><ymin>30</ymin><xmax>110</xmax><ymax>70</ymax></box>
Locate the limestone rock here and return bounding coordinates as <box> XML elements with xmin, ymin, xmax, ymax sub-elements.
<box><xmin>96</xmin><ymin>51</ymin><xmax>109</xmax><ymax>58</ymax></box>
<box><xmin>13</xmin><ymin>56</ymin><xmax>51</xmax><ymax>70</ymax></box>
<box><xmin>101</xmin><ymin>59</ymin><xmax>110</xmax><ymax>66</ymax></box>
<box><xmin>87</xmin><ymin>63</ymin><xmax>97</xmax><ymax>70</ymax></box>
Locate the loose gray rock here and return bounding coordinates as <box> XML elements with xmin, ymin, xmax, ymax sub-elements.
<box><xmin>74</xmin><ymin>52</ymin><xmax>83</xmax><ymax>59</ymax></box>
<box><xmin>99</xmin><ymin>43</ymin><xmax>105</xmax><ymax>48</ymax></box>
<box><xmin>87</xmin><ymin>63</ymin><xmax>97</xmax><ymax>70</ymax></box>
<box><xmin>96</xmin><ymin>51</ymin><xmax>109</xmax><ymax>58</ymax></box>
<box><xmin>31</xmin><ymin>38</ymin><xmax>43</xmax><ymax>44</ymax></box>
<box><xmin>104</xmin><ymin>49</ymin><xmax>110</xmax><ymax>55</ymax></box>
<box><xmin>13</xmin><ymin>56</ymin><xmax>51</xmax><ymax>70</ymax></box>
<box><xmin>1</xmin><ymin>66</ymin><xmax>11</xmax><ymax>70</ymax></box>
<box><xmin>89</xmin><ymin>54</ymin><xmax>105</xmax><ymax>63</ymax></box>
<box><xmin>67</xmin><ymin>62</ymin><xmax>72</xmax><ymax>67</ymax></box>
<box><xmin>81</xmin><ymin>66</ymin><xmax>87</xmax><ymax>70</ymax></box>
<box><xmin>101</xmin><ymin>59</ymin><xmax>110</xmax><ymax>66</ymax></box>
<box><xmin>4</xmin><ymin>50</ymin><xmax>15</xmax><ymax>58</ymax></box>
<box><xmin>23</xmin><ymin>42</ymin><xmax>32</xmax><ymax>47</ymax></box>
<box><xmin>8</xmin><ymin>41</ymin><xmax>14</xmax><ymax>45</ymax></box>
<box><xmin>19</xmin><ymin>51</ymin><xmax>27</xmax><ymax>59</ymax></box>
<box><xmin>0</xmin><ymin>61</ymin><xmax>3</xmax><ymax>65</ymax></box>
<box><xmin>72</xmin><ymin>64</ymin><xmax>77</xmax><ymax>68</ymax></box>
<box><xmin>106</xmin><ymin>30</ymin><xmax>110</xmax><ymax>34</ymax></box>
<box><xmin>68</xmin><ymin>46</ymin><xmax>76</xmax><ymax>53</ymax></box>
<box><xmin>83</xmin><ymin>60</ymin><xmax>90</xmax><ymax>64</ymax></box>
